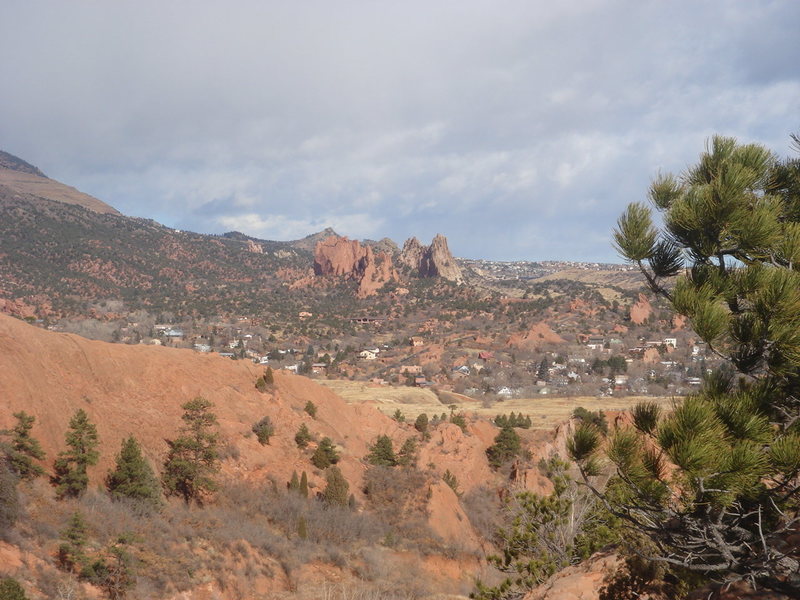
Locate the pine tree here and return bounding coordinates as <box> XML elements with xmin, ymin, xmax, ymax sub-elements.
<box><xmin>299</xmin><ymin>471</ymin><xmax>309</xmax><ymax>498</ymax></box>
<box><xmin>162</xmin><ymin>397</ymin><xmax>220</xmax><ymax>506</ymax></box>
<box><xmin>0</xmin><ymin>459</ymin><xmax>20</xmax><ymax>535</ymax></box>
<box><xmin>288</xmin><ymin>471</ymin><xmax>300</xmax><ymax>492</ymax></box>
<box><xmin>304</xmin><ymin>401</ymin><xmax>317</xmax><ymax>418</ymax></box>
<box><xmin>52</xmin><ymin>409</ymin><xmax>99</xmax><ymax>499</ymax></box>
<box><xmin>57</xmin><ymin>511</ymin><xmax>89</xmax><ymax>572</ymax></box>
<box><xmin>297</xmin><ymin>516</ymin><xmax>308</xmax><ymax>539</ymax></box>
<box><xmin>322</xmin><ymin>466</ymin><xmax>349</xmax><ymax>506</ymax></box>
<box><xmin>537</xmin><ymin>357</ymin><xmax>549</xmax><ymax>382</ymax></box>
<box><xmin>295</xmin><ymin>423</ymin><xmax>312</xmax><ymax>449</ymax></box>
<box><xmin>570</xmin><ymin>134</ymin><xmax>800</xmax><ymax>596</ymax></box>
<box><xmin>397</xmin><ymin>438</ymin><xmax>417</xmax><ymax>467</ymax></box>
<box><xmin>106</xmin><ymin>436</ymin><xmax>161</xmax><ymax>509</ymax></box>
<box><xmin>366</xmin><ymin>435</ymin><xmax>397</xmax><ymax>467</ymax></box>
<box><xmin>311</xmin><ymin>437</ymin><xmax>339</xmax><ymax>469</ymax></box>
<box><xmin>6</xmin><ymin>411</ymin><xmax>45</xmax><ymax>480</ymax></box>
<box><xmin>486</xmin><ymin>426</ymin><xmax>521</xmax><ymax>470</ymax></box>
<box><xmin>263</xmin><ymin>366</ymin><xmax>274</xmax><ymax>385</ymax></box>
<box><xmin>414</xmin><ymin>413</ymin><xmax>429</xmax><ymax>435</ymax></box>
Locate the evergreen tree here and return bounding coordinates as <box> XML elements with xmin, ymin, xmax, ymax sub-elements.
<box><xmin>397</xmin><ymin>438</ymin><xmax>417</xmax><ymax>467</ymax></box>
<box><xmin>392</xmin><ymin>409</ymin><xmax>405</xmax><ymax>423</ymax></box>
<box><xmin>570</xmin><ymin>134</ymin><xmax>800</xmax><ymax>595</ymax></box>
<box><xmin>52</xmin><ymin>409</ymin><xmax>99</xmax><ymax>499</ymax></box>
<box><xmin>486</xmin><ymin>426</ymin><xmax>521</xmax><ymax>470</ymax></box>
<box><xmin>162</xmin><ymin>397</ymin><xmax>220</xmax><ymax>506</ymax></box>
<box><xmin>294</xmin><ymin>423</ymin><xmax>312</xmax><ymax>449</ymax></box>
<box><xmin>414</xmin><ymin>413</ymin><xmax>429</xmax><ymax>435</ymax></box>
<box><xmin>536</xmin><ymin>357</ymin><xmax>549</xmax><ymax>381</ymax></box>
<box><xmin>311</xmin><ymin>437</ymin><xmax>339</xmax><ymax>469</ymax></box>
<box><xmin>299</xmin><ymin>471</ymin><xmax>309</xmax><ymax>498</ymax></box>
<box><xmin>106</xmin><ymin>437</ymin><xmax>161</xmax><ymax>509</ymax></box>
<box><xmin>0</xmin><ymin>459</ymin><xmax>20</xmax><ymax>535</ymax></box>
<box><xmin>366</xmin><ymin>435</ymin><xmax>397</xmax><ymax>467</ymax></box>
<box><xmin>288</xmin><ymin>471</ymin><xmax>300</xmax><ymax>492</ymax></box>
<box><xmin>6</xmin><ymin>411</ymin><xmax>45</xmax><ymax>480</ymax></box>
<box><xmin>57</xmin><ymin>511</ymin><xmax>89</xmax><ymax>572</ymax></box>
<box><xmin>0</xmin><ymin>577</ymin><xmax>28</xmax><ymax>600</ymax></box>
<box><xmin>304</xmin><ymin>401</ymin><xmax>317</xmax><ymax>419</ymax></box>
<box><xmin>297</xmin><ymin>516</ymin><xmax>308</xmax><ymax>539</ymax></box>
<box><xmin>322</xmin><ymin>466</ymin><xmax>349</xmax><ymax>506</ymax></box>
<box><xmin>263</xmin><ymin>366</ymin><xmax>274</xmax><ymax>385</ymax></box>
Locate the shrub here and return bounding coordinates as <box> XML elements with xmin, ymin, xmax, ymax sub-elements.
<box><xmin>392</xmin><ymin>409</ymin><xmax>405</xmax><ymax>423</ymax></box>
<box><xmin>322</xmin><ymin>466</ymin><xmax>350</xmax><ymax>507</ymax></box>
<box><xmin>0</xmin><ymin>460</ymin><xmax>20</xmax><ymax>536</ymax></box>
<box><xmin>294</xmin><ymin>424</ymin><xmax>312</xmax><ymax>449</ymax></box>
<box><xmin>311</xmin><ymin>437</ymin><xmax>339</xmax><ymax>469</ymax></box>
<box><xmin>414</xmin><ymin>413</ymin><xmax>429</xmax><ymax>434</ymax></box>
<box><xmin>571</xmin><ymin>407</ymin><xmax>608</xmax><ymax>434</ymax></box>
<box><xmin>0</xmin><ymin>578</ymin><xmax>27</xmax><ymax>600</ymax></box>
<box><xmin>252</xmin><ymin>416</ymin><xmax>275</xmax><ymax>445</ymax></box>
<box><xmin>304</xmin><ymin>401</ymin><xmax>318</xmax><ymax>418</ymax></box>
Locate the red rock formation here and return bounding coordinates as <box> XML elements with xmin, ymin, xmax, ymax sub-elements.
<box><xmin>629</xmin><ymin>293</ymin><xmax>652</xmax><ymax>325</ymax></box>
<box><xmin>399</xmin><ymin>234</ymin><xmax>463</xmax><ymax>283</ymax></box>
<box><xmin>507</xmin><ymin>322</ymin><xmax>567</xmax><ymax>349</ymax></box>
<box><xmin>313</xmin><ymin>235</ymin><xmax>397</xmax><ymax>297</ymax></box>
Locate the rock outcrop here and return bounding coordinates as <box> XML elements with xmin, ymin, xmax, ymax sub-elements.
<box><xmin>313</xmin><ymin>235</ymin><xmax>397</xmax><ymax>297</ymax></box>
<box><xmin>399</xmin><ymin>234</ymin><xmax>463</xmax><ymax>283</ymax></box>
<box><xmin>629</xmin><ymin>293</ymin><xmax>652</xmax><ymax>325</ymax></box>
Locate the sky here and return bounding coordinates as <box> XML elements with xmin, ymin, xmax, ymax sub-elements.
<box><xmin>1</xmin><ymin>1</ymin><xmax>799</xmax><ymax>262</ymax></box>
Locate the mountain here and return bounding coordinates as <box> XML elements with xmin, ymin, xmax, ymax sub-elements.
<box><xmin>0</xmin><ymin>150</ymin><xmax>120</xmax><ymax>215</ymax></box>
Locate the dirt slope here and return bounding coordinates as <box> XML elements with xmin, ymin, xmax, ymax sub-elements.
<box><xmin>0</xmin><ymin>167</ymin><xmax>120</xmax><ymax>214</ymax></box>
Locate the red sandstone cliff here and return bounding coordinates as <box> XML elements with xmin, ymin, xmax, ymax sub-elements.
<box><xmin>313</xmin><ymin>235</ymin><xmax>397</xmax><ymax>297</ymax></box>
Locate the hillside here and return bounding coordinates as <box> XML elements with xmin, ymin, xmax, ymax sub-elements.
<box><xmin>0</xmin><ymin>313</ymin><xmax>546</xmax><ymax>598</ymax></box>
<box><xmin>0</xmin><ymin>150</ymin><xmax>120</xmax><ymax>215</ymax></box>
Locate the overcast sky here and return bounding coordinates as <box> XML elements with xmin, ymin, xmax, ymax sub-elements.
<box><xmin>2</xmin><ymin>1</ymin><xmax>798</xmax><ymax>261</ymax></box>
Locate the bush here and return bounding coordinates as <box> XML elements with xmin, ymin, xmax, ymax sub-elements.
<box><xmin>0</xmin><ymin>578</ymin><xmax>27</xmax><ymax>600</ymax></box>
<box><xmin>294</xmin><ymin>424</ymin><xmax>312</xmax><ymax>449</ymax></box>
<box><xmin>252</xmin><ymin>416</ymin><xmax>275</xmax><ymax>445</ymax></box>
<box><xmin>311</xmin><ymin>437</ymin><xmax>339</xmax><ymax>469</ymax></box>
<box><xmin>571</xmin><ymin>407</ymin><xmax>608</xmax><ymax>435</ymax></box>
<box><xmin>322</xmin><ymin>466</ymin><xmax>350</xmax><ymax>507</ymax></box>
<box><xmin>0</xmin><ymin>460</ymin><xmax>20</xmax><ymax>536</ymax></box>
<box><xmin>414</xmin><ymin>413</ymin><xmax>429</xmax><ymax>434</ymax></box>
<box><xmin>486</xmin><ymin>426</ymin><xmax>521</xmax><ymax>470</ymax></box>
<box><xmin>304</xmin><ymin>401</ymin><xmax>317</xmax><ymax>419</ymax></box>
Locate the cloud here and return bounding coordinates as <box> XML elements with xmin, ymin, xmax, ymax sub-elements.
<box><xmin>1</xmin><ymin>0</ymin><xmax>798</xmax><ymax>261</ymax></box>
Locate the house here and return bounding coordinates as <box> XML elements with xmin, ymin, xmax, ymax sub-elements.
<box><xmin>409</xmin><ymin>336</ymin><xmax>424</xmax><ymax>347</ymax></box>
<box><xmin>585</xmin><ymin>336</ymin><xmax>605</xmax><ymax>350</ymax></box>
<box><xmin>478</xmin><ymin>351</ymin><xmax>493</xmax><ymax>361</ymax></box>
<box><xmin>663</xmin><ymin>337</ymin><xmax>678</xmax><ymax>348</ymax></box>
<box><xmin>311</xmin><ymin>363</ymin><xmax>327</xmax><ymax>375</ymax></box>
<box><xmin>497</xmin><ymin>386</ymin><xmax>514</xmax><ymax>397</ymax></box>
<box><xmin>414</xmin><ymin>376</ymin><xmax>430</xmax><ymax>387</ymax></box>
<box><xmin>451</xmin><ymin>365</ymin><xmax>470</xmax><ymax>375</ymax></box>
<box><xmin>359</xmin><ymin>350</ymin><xmax>377</xmax><ymax>360</ymax></box>
<box><xmin>399</xmin><ymin>365</ymin><xmax>423</xmax><ymax>375</ymax></box>
<box><xmin>298</xmin><ymin>311</ymin><xmax>313</xmax><ymax>319</ymax></box>
<box><xmin>194</xmin><ymin>344</ymin><xmax>211</xmax><ymax>353</ymax></box>
<box><xmin>614</xmin><ymin>374</ymin><xmax>629</xmax><ymax>390</ymax></box>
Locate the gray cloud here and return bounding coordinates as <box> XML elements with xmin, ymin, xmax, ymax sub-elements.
<box><xmin>1</xmin><ymin>0</ymin><xmax>798</xmax><ymax>261</ymax></box>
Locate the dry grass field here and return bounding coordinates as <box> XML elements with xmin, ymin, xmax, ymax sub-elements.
<box><xmin>318</xmin><ymin>379</ymin><xmax>676</xmax><ymax>429</ymax></box>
